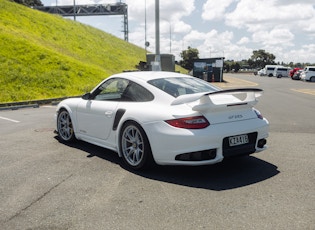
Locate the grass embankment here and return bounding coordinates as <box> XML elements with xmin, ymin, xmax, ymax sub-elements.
<box><xmin>0</xmin><ymin>0</ymin><xmax>187</xmax><ymax>103</ymax></box>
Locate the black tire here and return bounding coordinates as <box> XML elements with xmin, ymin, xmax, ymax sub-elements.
<box><xmin>119</xmin><ymin>121</ymin><xmax>154</xmax><ymax>170</ymax></box>
<box><xmin>57</xmin><ymin>109</ymin><xmax>76</xmax><ymax>142</ymax></box>
<box><xmin>310</xmin><ymin>77</ymin><xmax>315</xmax><ymax>82</ymax></box>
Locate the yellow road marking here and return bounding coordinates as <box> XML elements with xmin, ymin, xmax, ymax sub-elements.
<box><xmin>291</xmin><ymin>89</ymin><xmax>315</xmax><ymax>96</ymax></box>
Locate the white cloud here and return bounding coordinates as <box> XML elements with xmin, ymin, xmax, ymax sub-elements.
<box><xmin>126</xmin><ymin>0</ymin><xmax>195</xmax><ymax>57</ymax></box>
<box><xmin>183</xmin><ymin>30</ymin><xmax>236</xmax><ymax>59</ymax></box>
<box><xmin>125</xmin><ymin>0</ymin><xmax>195</xmax><ymax>22</ymax></box>
<box><xmin>225</xmin><ymin>0</ymin><xmax>315</xmax><ymax>33</ymax></box>
<box><xmin>237</xmin><ymin>37</ymin><xmax>250</xmax><ymax>45</ymax></box>
<box><xmin>41</xmin><ymin>0</ymin><xmax>315</xmax><ymax>63</ymax></box>
<box><xmin>252</xmin><ymin>28</ymin><xmax>294</xmax><ymax>47</ymax></box>
<box><xmin>202</xmin><ymin>0</ymin><xmax>235</xmax><ymax>21</ymax></box>
<box><xmin>57</xmin><ymin>0</ymin><xmax>96</xmax><ymax>5</ymax></box>
<box><xmin>183</xmin><ymin>30</ymin><xmax>207</xmax><ymax>43</ymax></box>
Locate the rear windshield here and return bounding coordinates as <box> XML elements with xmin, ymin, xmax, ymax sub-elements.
<box><xmin>148</xmin><ymin>77</ymin><xmax>219</xmax><ymax>98</ymax></box>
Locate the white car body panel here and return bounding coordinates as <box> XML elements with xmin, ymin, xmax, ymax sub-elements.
<box><xmin>76</xmin><ymin>100</ymin><xmax>118</xmax><ymax>140</ymax></box>
<box><xmin>300</xmin><ymin>66</ymin><xmax>315</xmax><ymax>81</ymax></box>
<box><xmin>56</xmin><ymin>71</ymin><xmax>269</xmax><ymax>167</ymax></box>
<box><xmin>144</xmin><ymin>118</ymin><xmax>268</xmax><ymax>165</ymax></box>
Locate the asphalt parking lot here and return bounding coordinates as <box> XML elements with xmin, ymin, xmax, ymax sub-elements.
<box><xmin>1</xmin><ymin>74</ymin><xmax>314</xmax><ymax>230</ymax></box>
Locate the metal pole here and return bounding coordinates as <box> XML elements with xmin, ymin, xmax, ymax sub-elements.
<box><xmin>155</xmin><ymin>0</ymin><xmax>160</xmax><ymax>56</ymax></box>
<box><xmin>154</xmin><ymin>0</ymin><xmax>161</xmax><ymax>71</ymax></box>
<box><xmin>145</xmin><ymin>0</ymin><xmax>147</xmax><ymax>53</ymax></box>
<box><xmin>169</xmin><ymin>22</ymin><xmax>171</xmax><ymax>53</ymax></box>
<box><xmin>73</xmin><ymin>0</ymin><xmax>76</xmax><ymax>21</ymax></box>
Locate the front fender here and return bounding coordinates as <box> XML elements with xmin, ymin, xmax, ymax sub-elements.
<box><xmin>56</xmin><ymin>98</ymin><xmax>81</xmax><ymax>135</ymax></box>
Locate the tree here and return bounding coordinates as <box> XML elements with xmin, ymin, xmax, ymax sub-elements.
<box><xmin>224</xmin><ymin>62</ymin><xmax>231</xmax><ymax>72</ymax></box>
<box><xmin>248</xmin><ymin>49</ymin><xmax>276</xmax><ymax>69</ymax></box>
<box><xmin>12</xmin><ymin>0</ymin><xmax>43</xmax><ymax>7</ymax></box>
<box><xmin>231</xmin><ymin>62</ymin><xmax>241</xmax><ymax>73</ymax></box>
<box><xmin>179</xmin><ymin>46</ymin><xmax>199</xmax><ymax>70</ymax></box>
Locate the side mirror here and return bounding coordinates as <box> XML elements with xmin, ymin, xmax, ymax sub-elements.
<box><xmin>82</xmin><ymin>92</ymin><xmax>92</xmax><ymax>100</ymax></box>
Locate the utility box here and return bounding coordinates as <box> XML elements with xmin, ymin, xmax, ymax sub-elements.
<box><xmin>193</xmin><ymin>57</ymin><xmax>224</xmax><ymax>82</ymax></box>
<box><xmin>146</xmin><ymin>54</ymin><xmax>175</xmax><ymax>72</ymax></box>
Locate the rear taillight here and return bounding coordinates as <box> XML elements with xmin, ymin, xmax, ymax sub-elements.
<box><xmin>165</xmin><ymin>116</ymin><xmax>210</xmax><ymax>129</ymax></box>
<box><xmin>254</xmin><ymin>109</ymin><xmax>263</xmax><ymax>119</ymax></box>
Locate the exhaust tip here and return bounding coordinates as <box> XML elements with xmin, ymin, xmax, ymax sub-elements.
<box><xmin>257</xmin><ymin>138</ymin><xmax>267</xmax><ymax>148</ymax></box>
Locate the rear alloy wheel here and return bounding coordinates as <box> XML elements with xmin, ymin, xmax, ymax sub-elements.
<box><xmin>57</xmin><ymin>110</ymin><xmax>75</xmax><ymax>142</ymax></box>
<box><xmin>120</xmin><ymin>121</ymin><xmax>154</xmax><ymax>170</ymax></box>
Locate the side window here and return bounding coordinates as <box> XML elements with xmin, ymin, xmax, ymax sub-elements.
<box><xmin>309</xmin><ymin>68</ymin><xmax>315</xmax><ymax>71</ymax></box>
<box><xmin>94</xmin><ymin>78</ymin><xmax>129</xmax><ymax>101</ymax></box>
<box><xmin>121</xmin><ymin>82</ymin><xmax>154</xmax><ymax>102</ymax></box>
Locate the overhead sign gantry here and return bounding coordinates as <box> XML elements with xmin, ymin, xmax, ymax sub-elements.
<box><xmin>35</xmin><ymin>2</ymin><xmax>128</xmax><ymax>41</ymax></box>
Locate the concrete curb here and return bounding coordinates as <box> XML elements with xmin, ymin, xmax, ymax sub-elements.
<box><xmin>0</xmin><ymin>96</ymin><xmax>80</xmax><ymax>111</ymax></box>
<box><xmin>0</xmin><ymin>104</ymin><xmax>40</xmax><ymax>111</ymax></box>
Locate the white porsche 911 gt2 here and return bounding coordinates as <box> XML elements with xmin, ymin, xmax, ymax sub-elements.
<box><xmin>56</xmin><ymin>71</ymin><xmax>269</xmax><ymax>170</ymax></box>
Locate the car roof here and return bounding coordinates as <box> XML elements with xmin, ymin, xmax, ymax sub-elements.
<box><xmin>111</xmin><ymin>71</ymin><xmax>191</xmax><ymax>82</ymax></box>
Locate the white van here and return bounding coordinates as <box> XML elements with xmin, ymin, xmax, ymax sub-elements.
<box><xmin>300</xmin><ymin>66</ymin><xmax>315</xmax><ymax>82</ymax></box>
<box><xmin>261</xmin><ymin>65</ymin><xmax>284</xmax><ymax>77</ymax></box>
<box><xmin>273</xmin><ymin>67</ymin><xmax>290</xmax><ymax>78</ymax></box>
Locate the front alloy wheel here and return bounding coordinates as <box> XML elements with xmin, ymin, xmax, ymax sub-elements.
<box><xmin>120</xmin><ymin>122</ymin><xmax>154</xmax><ymax>170</ymax></box>
<box><xmin>57</xmin><ymin>110</ymin><xmax>75</xmax><ymax>142</ymax></box>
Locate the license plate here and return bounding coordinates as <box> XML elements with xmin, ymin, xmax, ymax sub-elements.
<box><xmin>229</xmin><ymin>134</ymin><xmax>249</xmax><ymax>146</ymax></box>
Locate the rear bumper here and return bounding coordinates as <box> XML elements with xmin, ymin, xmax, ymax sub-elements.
<box><xmin>143</xmin><ymin>118</ymin><xmax>269</xmax><ymax>166</ymax></box>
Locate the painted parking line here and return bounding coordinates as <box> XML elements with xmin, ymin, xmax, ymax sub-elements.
<box><xmin>291</xmin><ymin>89</ymin><xmax>315</xmax><ymax>96</ymax></box>
<box><xmin>212</xmin><ymin>76</ymin><xmax>258</xmax><ymax>88</ymax></box>
<box><xmin>0</xmin><ymin>116</ymin><xmax>20</xmax><ymax>123</ymax></box>
<box><xmin>41</xmin><ymin>105</ymin><xmax>56</xmax><ymax>108</ymax></box>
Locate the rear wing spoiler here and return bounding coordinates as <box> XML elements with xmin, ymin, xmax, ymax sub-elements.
<box><xmin>171</xmin><ymin>88</ymin><xmax>264</xmax><ymax>111</ymax></box>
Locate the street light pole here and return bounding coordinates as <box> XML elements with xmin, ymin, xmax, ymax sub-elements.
<box><xmin>169</xmin><ymin>22</ymin><xmax>172</xmax><ymax>53</ymax></box>
<box><xmin>144</xmin><ymin>0</ymin><xmax>147</xmax><ymax>53</ymax></box>
<box><xmin>154</xmin><ymin>0</ymin><xmax>161</xmax><ymax>71</ymax></box>
<box><xmin>73</xmin><ymin>0</ymin><xmax>76</xmax><ymax>21</ymax></box>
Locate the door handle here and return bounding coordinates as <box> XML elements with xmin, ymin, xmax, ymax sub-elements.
<box><xmin>105</xmin><ymin>111</ymin><xmax>113</xmax><ymax>118</ymax></box>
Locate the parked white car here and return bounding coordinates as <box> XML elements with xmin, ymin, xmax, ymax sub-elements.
<box><xmin>273</xmin><ymin>67</ymin><xmax>291</xmax><ymax>78</ymax></box>
<box><xmin>55</xmin><ymin>71</ymin><xmax>269</xmax><ymax>170</ymax></box>
<box><xmin>257</xmin><ymin>69</ymin><xmax>265</xmax><ymax>76</ymax></box>
<box><xmin>300</xmin><ymin>66</ymin><xmax>315</xmax><ymax>82</ymax></box>
<box><xmin>260</xmin><ymin>65</ymin><xmax>285</xmax><ymax>77</ymax></box>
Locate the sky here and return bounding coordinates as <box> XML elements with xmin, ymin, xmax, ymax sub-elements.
<box><xmin>40</xmin><ymin>0</ymin><xmax>315</xmax><ymax>64</ymax></box>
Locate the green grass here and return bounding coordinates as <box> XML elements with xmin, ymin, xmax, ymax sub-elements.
<box><xmin>0</xmin><ymin>0</ymin><xmax>187</xmax><ymax>103</ymax></box>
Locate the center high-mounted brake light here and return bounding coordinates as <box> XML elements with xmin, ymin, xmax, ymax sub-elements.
<box><xmin>165</xmin><ymin>116</ymin><xmax>210</xmax><ymax>129</ymax></box>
